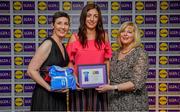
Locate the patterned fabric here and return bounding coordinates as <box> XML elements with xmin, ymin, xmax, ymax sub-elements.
<box><xmin>109</xmin><ymin>46</ymin><xmax>149</xmax><ymax>111</ymax></box>
<box><xmin>66</xmin><ymin>33</ymin><xmax>112</xmax><ymax>111</ymax></box>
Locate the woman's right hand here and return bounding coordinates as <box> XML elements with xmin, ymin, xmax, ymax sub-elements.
<box><xmin>75</xmin><ymin>76</ymin><xmax>84</xmax><ymax>91</ymax></box>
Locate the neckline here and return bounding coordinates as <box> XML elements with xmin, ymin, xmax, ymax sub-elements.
<box><xmin>120</xmin><ymin>48</ymin><xmax>135</xmax><ymax>54</ymax></box>
<box><xmin>50</xmin><ymin>38</ymin><xmax>66</xmax><ymax>61</ymax></box>
<box><xmin>87</xmin><ymin>39</ymin><xmax>95</xmax><ymax>41</ymax></box>
<box><xmin>117</xmin><ymin>48</ymin><xmax>136</xmax><ymax>61</ymax></box>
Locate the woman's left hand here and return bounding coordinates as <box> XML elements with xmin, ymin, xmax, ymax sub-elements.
<box><xmin>96</xmin><ymin>84</ymin><xmax>114</xmax><ymax>93</ymax></box>
<box><xmin>53</xmin><ymin>89</ymin><xmax>69</xmax><ymax>93</ymax></box>
<box><xmin>60</xmin><ymin>89</ymin><xmax>69</xmax><ymax>93</ymax></box>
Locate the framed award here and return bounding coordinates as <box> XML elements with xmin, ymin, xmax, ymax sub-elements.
<box><xmin>78</xmin><ymin>64</ymin><xmax>107</xmax><ymax>88</ymax></box>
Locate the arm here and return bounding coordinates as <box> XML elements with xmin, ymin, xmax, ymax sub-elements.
<box><xmin>104</xmin><ymin>32</ymin><xmax>111</xmax><ymax>82</ymax></box>
<box><xmin>125</xmin><ymin>51</ymin><xmax>149</xmax><ymax>92</ymax></box>
<box><xmin>104</xmin><ymin>59</ymin><xmax>110</xmax><ymax>83</ymax></box>
<box><xmin>97</xmin><ymin>50</ymin><xmax>149</xmax><ymax>92</ymax></box>
<box><xmin>66</xmin><ymin>34</ymin><xmax>76</xmax><ymax>71</ymax></box>
<box><xmin>27</xmin><ymin>40</ymin><xmax>52</xmax><ymax>91</ymax></box>
<box><xmin>66</xmin><ymin>34</ymin><xmax>82</xmax><ymax>90</ymax></box>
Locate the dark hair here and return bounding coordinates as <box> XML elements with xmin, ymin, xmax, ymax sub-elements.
<box><xmin>78</xmin><ymin>3</ymin><xmax>105</xmax><ymax>49</ymax></box>
<box><xmin>52</xmin><ymin>11</ymin><xmax>70</xmax><ymax>25</ymax></box>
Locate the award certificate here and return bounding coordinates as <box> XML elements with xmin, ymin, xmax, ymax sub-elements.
<box><xmin>78</xmin><ymin>64</ymin><xmax>107</xmax><ymax>88</ymax></box>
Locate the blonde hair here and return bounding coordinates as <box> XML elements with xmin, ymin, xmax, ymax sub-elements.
<box><xmin>117</xmin><ymin>21</ymin><xmax>141</xmax><ymax>48</ymax></box>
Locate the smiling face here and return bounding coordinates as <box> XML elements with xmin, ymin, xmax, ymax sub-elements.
<box><xmin>52</xmin><ymin>17</ymin><xmax>70</xmax><ymax>38</ymax></box>
<box><xmin>85</xmin><ymin>8</ymin><xmax>99</xmax><ymax>30</ymax></box>
<box><xmin>119</xmin><ymin>26</ymin><xmax>135</xmax><ymax>46</ymax></box>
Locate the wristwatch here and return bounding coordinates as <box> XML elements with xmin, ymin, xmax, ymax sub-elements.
<box><xmin>113</xmin><ymin>85</ymin><xmax>118</xmax><ymax>91</ymax></box>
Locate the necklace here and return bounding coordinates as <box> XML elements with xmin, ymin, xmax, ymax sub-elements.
<box><xmin>120</xmin><ymin>48</ymin><xmax>135</xmax><ymax>54</ymax></box>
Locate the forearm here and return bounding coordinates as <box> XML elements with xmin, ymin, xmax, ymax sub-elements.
<box><xmin>113</xmin><ymin>81</ymin><xmax>135</xmax><ymax>92</ymax></box>
<box><xmin>104</xmin><ymin>59</ymin><xmax>110</xmax><ymax>81</ymax></box>
<box><xmin>27</xmin><ymin>70</ymin><xmax>51</xmax><ymax>91</ymax></box>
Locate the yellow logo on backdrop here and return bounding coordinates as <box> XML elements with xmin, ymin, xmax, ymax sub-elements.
<box><xmin>38</xmin><ymin>1</ymin><xmax>47</xmax><ymax>10</ymax></box>
<box><xmin>13</xmin><ymin>1</ymin><xmax>22</xmax><ymax>10</ymax></box>
<box><xmin>160</xmin><ymin>1</ymin><xmax>168</xmax><ymax>10</ymax></box>
<box><xmin>160</xmin><ymin>110</ymin><xmax>167</xmax><ymax>112</ymax></box>
<box><xmin>14</xmin><ymin>15</ymin><xmax>22</xmax><ymax>24</ymax></box>
<box><xmin>159</xmin><ymin>69</ymin><xmax>168</xmax><ymax>78</ymax></box>
<box><xmin>159</xmin><ymin>56</ymin><xmax>168</xmax><ymax>65</ymax></box>
<box><xmin>159</xmin><ymin>83</ymin><xmax>167</xmax><ymax>92</ymax></box>
<box><xmin>159</xmin><ymin>96</ymin><xmax>167</xmax><ymax>105</ymax></box>
<box><xmin>136</xmin><ymin>1</ymin><xmax>144</xmax><ymax>10</ymax></box>
<box><xmin>15</xmin><ymin>97</ymin><xmax>23</xmax><ymax>106</ymax></box>
<box><xmin>65</xmin><ymin>32</ymin><xmax>72</xmax><ymax>38</ymax></box>
<box><xmin>14</xmin><ymin>29</ymin><xmax>23</xmax><ymax>38</ymax></box>
<box><xmin>160</xmin><ymin>42</ymin><xmax>168</xmax><ymax>51</ymax></box>
<box><xmin>160</xmin><ymin>15</ymin><xmax>168</xmax><ymax>24</ymax></box>
<box><xmin>87</xmin><ymin>1</ymin><xmax>94</xmax><ymax>4</ymax></box>
<box><xmin>111</xmin><ymin>43</ymin><xmax>119</xmax><ymax>51</ymax></box>
<box><xmin>160</xmin><ymin>28</ymin><xmax>168</xmax><ymax>38</ymax></box>
<box><xmin>135</xmin><ymin>15</ymin><xmax>144</xmax><ymax>24</ymax></box>
<box><xmin>63</xmin><ymin>2</ymin><xmax>71</xmax><ymax>10</ymax></box>
<box><xmin>14</xmin><ymin>43</ymin><xmax>23</xmax><ymax>52</ymax></box>
<box><xmin>111</xmin><ymin>15</ymin><xmax>120</xmax><ymax>24</ymax></box>
<box><xmin>15</xmin><ymin>57</ymin><xmax>23</xmax><ymax>65</ymax></box>
<box><xmin>139</xmin><ymin>29</ymin><xmax>144</xmax><ymax>38</ymax></box>
<box><xmin>38</xmin><ymin>29</ymin><xmax>47</xmax><ymax>38</ymax></box>
<box><xmin>15</xmin><ymin>70</ymin><xmax>23</xmax><ymax>79</ymax></box>
<box><xmin>38</xmin><ymin>15</ymin><xmax>47</xmax><ymax>25</ymax></box>
<box><xmin>111</xmin><ymin>2</ymin><xmax>120</xmax><ymax>11</ymax></box>
<box><xmin>111</xmin><ymin>29</ymin><xmax>119</xmax><ymax>38</ymax></box>
<box><xmin>15</xmin><ymin>84</ymin><xmax>23</xmax><ymax>93</ymax></box>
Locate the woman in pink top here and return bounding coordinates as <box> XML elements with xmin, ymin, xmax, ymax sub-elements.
<box><xmin>66</xmin><ymin>3</ymin><xmax>112</xmax><ymax>111</ymax></box>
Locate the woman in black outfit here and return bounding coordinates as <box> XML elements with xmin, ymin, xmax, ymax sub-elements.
<box><xmin>27</xmin><ymin>11</ymin><xmax>70</xmax><ymax>111</ymax></box>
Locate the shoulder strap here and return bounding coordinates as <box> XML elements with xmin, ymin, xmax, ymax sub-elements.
<box><xmin>46</xmin><ymin>37</ymin><xmax>54</xmax><ymax>42</ymax></box>
<box><xmin>41</xmin><ymin>37</ymin><xmax>53</xmax><ymax>43</ymax></box>
<box><xmin>39</xmin><ymin>37</ymin><xmax>52</xmax><ymax>47</ymax></box>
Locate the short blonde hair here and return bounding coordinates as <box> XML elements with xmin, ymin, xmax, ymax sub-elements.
<box><xmin>117</xmin><ymin>21</ymin><xmax>141</xmax><ymax>48</ymax></box>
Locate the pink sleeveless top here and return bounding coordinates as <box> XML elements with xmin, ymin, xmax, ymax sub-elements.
<box><xmin>66</xmin><ymin>33</ymin><xmax>112</xmax><ymax>76</ymax></box>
